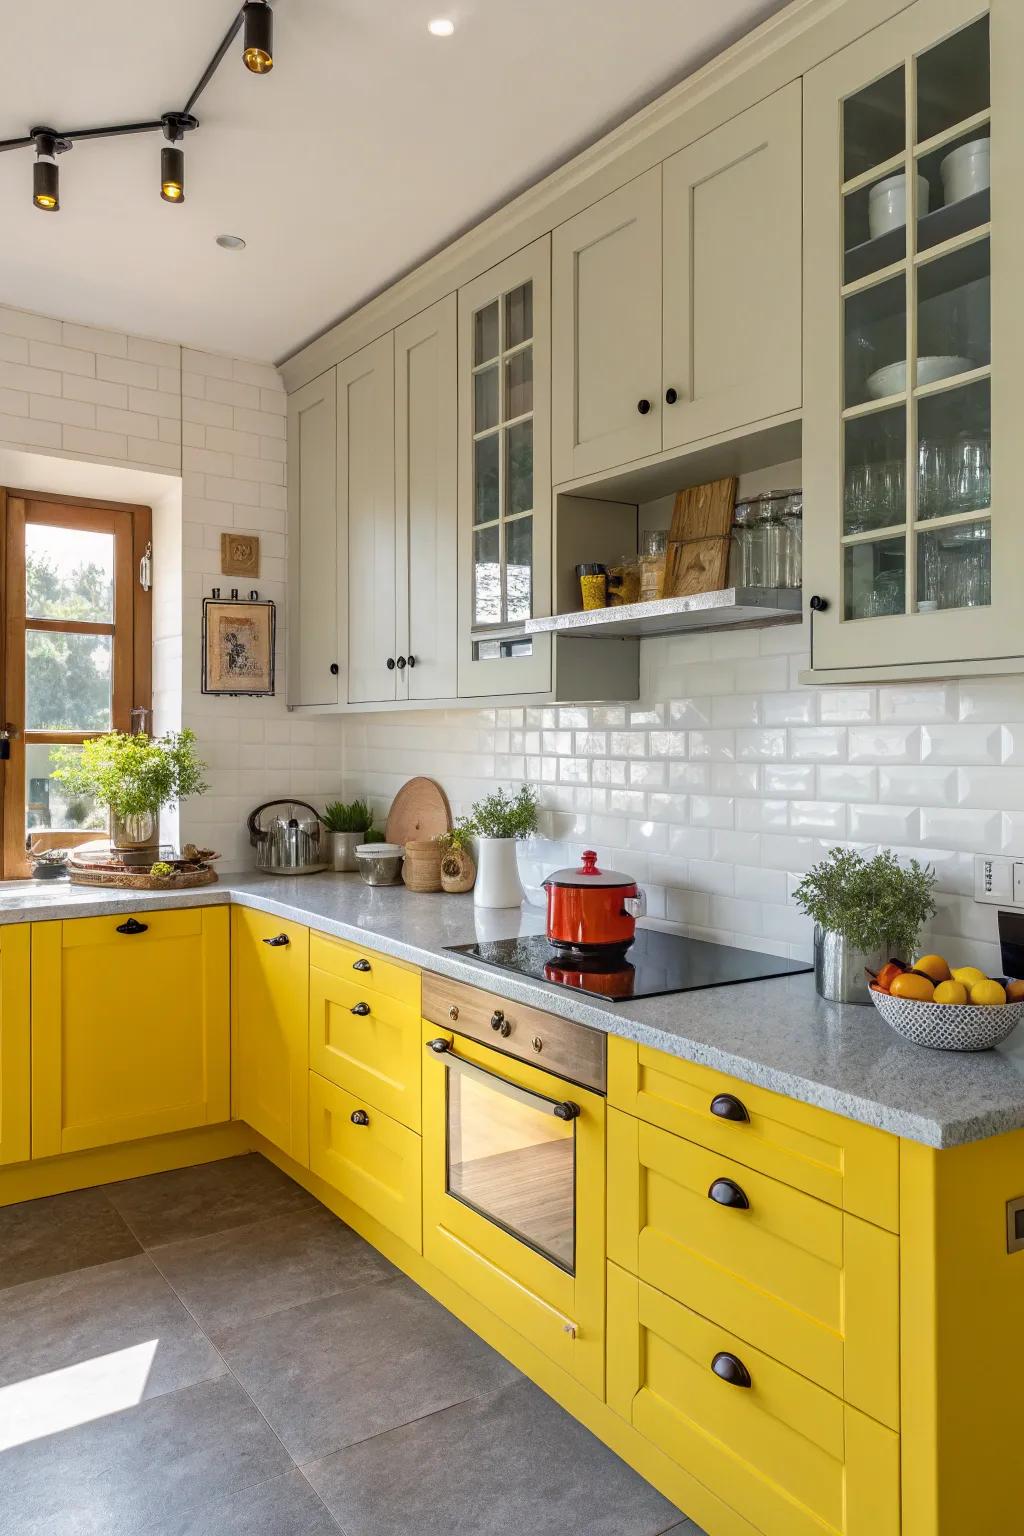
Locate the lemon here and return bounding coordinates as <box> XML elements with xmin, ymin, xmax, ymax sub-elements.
<box><xmin>933</xmin><ymin>979</ymin><xmax>968</xmax><ymax>1006</ymax></box>
<box><xmin>913</xmin><ymin>954</ymin><xmax>951</xmax><ymax>983</ymax></box>
<box><xmin>970</xmin><ymin>979</ymin><xmax>1006</xmax><ymax>1007</ymax></box>
<box><xmin>951</xmin><ymin>966</ymin><xmax>987</xmax><ymax>988</ymax></box>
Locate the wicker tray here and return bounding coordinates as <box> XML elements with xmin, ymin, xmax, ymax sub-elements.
<box><xmin>69</xmin><ymin>866</ymin><xmax>219</xmax><ymax>891</ymax></box>
<box><xmin>871</xmin><ymin>985</ymin><xmax>1023</xmax><ymax>1051</ymax></box>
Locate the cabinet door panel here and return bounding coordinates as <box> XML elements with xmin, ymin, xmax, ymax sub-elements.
<box><xmin>343</xmin><ymin>335</ymin><xmax>397</xmax><ymax>704</ymax></box>
<box><xmin>0</xmin><ymin>926</ymin><xmax>30</xmax><ymax>1167</ymax></box>
<box><xmin>287</xmin><ymin>371</ymin><xmax>339</xmax><ymax>706</ymax></box>
<box><xmin>232</xmin><ymin>908</ymin><xmax>310</xmax><ymax>1165</ymax></box>
<box><xmin>32</xmin><ymin>909</ymin><xmax>230</xmax><ymax>1157</ymax></box>
<box><xmin>552</xmin><ymin>169</ymin><xmax>662</xmax><ymax>482</ymax></box>
<box><xmin>663</xmin><ymin>83</ymin><xmax>802</xmax><ymax>449</ymax></box>
<box><xmin>309</xmin><ymin>1070</ymin><xmax>422</xmax><ymax>1252</ymax></box>
<box><xmin>395</xmin><ymin>295</ymin><xmax>458</xmax><ymax>702</ymax></box>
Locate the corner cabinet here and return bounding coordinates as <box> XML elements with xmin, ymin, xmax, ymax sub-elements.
<box><xmin>232</xmin><ymin>907</ymin><xmax>310</xmax><ymax>1166</ymax></box>
<box><xmin>803</xmin><ymin>0</ymin><xmax>1024</xmax><ymax>679</ymax></box>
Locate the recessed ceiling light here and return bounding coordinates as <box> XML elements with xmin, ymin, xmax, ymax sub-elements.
<box><xmin>428</xmin><ymin>18</ymin><xmax>455</xmax><ymax>36</ymax></box>
<box><xmin>216</xmin><ymin>234</ymin><xmax>246</xmax><ymax>250</ymax></box>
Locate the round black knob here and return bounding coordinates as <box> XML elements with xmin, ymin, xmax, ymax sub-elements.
<box><xmin>350</xmin><ymin>1001</ymin><xmax>371</xmax><ymax>1016</ymax></box>
<box><xmin>637</xmin><ymin>398</ymin><xmax>652</xmax><ymax>415</ymax></box>
<box><xmin>711</xmin><ymin>1351</ymin><xmax>752</xmax><ymax>1389</ymax></box>
<box><xmin>350</xmin><ymin>1109</ymin><xmax>370</xmax><ymax>1127</ymax></box>
<box><xmin>407</xmin><ymin>655</ymin><xmax>416</xmax><ymax>669</ymax></box>
<box><xmin>710</xmin><ymin>1093</ymin><xmax>749</xmax><ymax>1124</ymax></box>
<box><xmin>553</xmin><ymin>1101</ymin><xmax>581</xmax><ymax>1122</ymax></box>
<box><xmin>665</xmin><ymin>387</ymin><xmax>678</xmax><ymax>404</ymax></box>
<box><xmin>329</xmin><ymin>663</ymin><xmax>339</xmax><ymax>675</ymax></box>
<box><xmin>809</xmin><ymin>595</ymin><xmax>829</xmax><ymax>613</ymax></box>
<box><xmin>396</xmin><ymin>656</ymin><xmax>407</xmax><ymax>670</ymax></box>
<box><xmin>490</xmin><ymin>1010</ymin><xmax>512</xmax><ymax>1038</ymax></box>
<box><xmin>352</xmin><ymin>958</ymin><xmax>371</xmax><ymax>972</ymax></box>
<box><xmin>708</xmin><ymin>1177</ymin><xmax>750</xmax><ymax>1210</ymax></box>
<box><xmin>386</xmin><ymin>657</ymin><xmax>396</xmax><ymax>670</ymax></box>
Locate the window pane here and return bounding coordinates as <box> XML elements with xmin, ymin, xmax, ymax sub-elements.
<box><xmin>845</xmin><ymin>406</ymin><xmax>906</xmax><ymax>534</ymax></box>
<box><xmin>474</xmin><ymin>302</ymin><xmax>499</xmax><ymax>366</ymax></box>
<box><xmin>918</xmin><ymin>519</ymin><xmax>990</xmax><ymax>610</ymax></box>
<box><xmin>504</xmin><ymin>283</ymin><xmax>533</xmax><ymax>349</ymax></box>
<box><xmin>843</xmin><ymin>67</ymin><xmax>904</xmax><ymax>182</ymax></box>
<box><xmin>917</xmin><ymin>125</ymin><xmax>990</xmax><ymax>255</ymax></box>
<box><xmin>507</xmin><ymin>419</ymin><xmax>533</xmax><ymax>516</ymax></box>
<box><xmin>505</xmin><ymin>347</ymin><xmax>533</xmax><ymax>418</ymax></box>
<box><xmin>26</xmin><ymin>524</ymin><xmax>114</xmax><ymax>623</ymax></box>
<box><xmin>26</xmin><ymin>631</ymin><xmax>112</xmax><ymax>731</ymax></box>
<box><xmin>506</xmin><ymin>516</ymin><xmax>533</xmax><ymax>622</ymax></box>
<box><xmin>917</xmin><ymin>236</ymin><xmax>989</xmax><ymax>373</ymax></box>
<box><xmin>843</xmin><ymin>175</ymin><xmax>908</xmax><ymax>285</ymax></box>
<box><xmin>917</xmin><ymin>378</ymin><xmax>990</xmax><ymax>521</ymax></box>
<box><xmin>25</xmin><ymin>743</ymin><xmax>106</xmax><ymax>836</ymax></box>
<box><xmin>474</xmin><ymin>433</ymin><xmax>500</xmax><ymax>524</ymax></box>
<box><xmin>844</xmin><ymin>273</ymin><xmax>906</xmax><ymax>408</ymax></box>
<box><xmin>474</xmin><ymin>365</ymin><xmax>499</xmax><ymax>433</ymax></box>
<box><xmin>844</xmin><ymin>536</ymin><xmax>906</xmax><ymax>620</ymax></box>
<box><xmin>916</xmin><ymin>14</ymin><xmax>989</xmax><ymax>146</ymax></box>
<box><xmin>473</xmin><ymin>523</ymin><xmax>501</xmax><ymax>626</ymax></box>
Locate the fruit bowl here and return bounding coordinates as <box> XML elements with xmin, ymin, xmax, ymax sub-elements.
<box><xmin>870</xmin><ymin>984</ymin><xmax>1024</xmax><ymax>1052</ymax></box>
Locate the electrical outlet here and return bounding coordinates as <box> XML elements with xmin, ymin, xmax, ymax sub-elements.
<box><xmin>975</xmin><ymin>854</ymin><xmax>1019</xmax><ymax>906</ymax></box>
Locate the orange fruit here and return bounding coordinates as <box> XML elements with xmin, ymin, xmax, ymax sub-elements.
<box><xmin>1006</xmin><ymin>979</ymin><xmax>1024</xmax><ymax>1003</ymax></box>
<box><xmin>890</xmin><ymin>971</ymin><xmax>935</xmax><ymax>1002</ymax></box>
<box><xmin>913</xmin><ymin>954</ymin><xmax>951</xmax><ymax>984</ymax></box>
<box><xmin>875</xmin><ymin>961</ymin><xmax>906</xmax><ymax>992</ymax></box>
<box><xmin>970</xmin><ymin>979</ymin><xmax>1006</xmax><ymax>1007</ymax></box>
<box><xmin>933</xmin><ymin>980</ymin><xmax>968</xmax><ymax>1006</ymax></box>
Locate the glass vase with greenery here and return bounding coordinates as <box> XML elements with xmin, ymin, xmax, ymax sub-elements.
<box><xmin>51</xmin><ymin>729</ymin><xmax>208</xmax><ymax>851</ymax></box>
<box><xmin>322</xmin><ymin>798</ymin><xmax>374</xmax><ymax>872</ymax></box>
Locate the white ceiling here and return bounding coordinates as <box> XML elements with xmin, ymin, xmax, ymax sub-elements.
<box><xmin>1</xmin><ymin>0</ymin><xmax>788</xmax><ymax>363</ymax></box>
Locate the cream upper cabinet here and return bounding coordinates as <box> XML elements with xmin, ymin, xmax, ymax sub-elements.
<box><xmin>342</xmin><ymin>335</ymin><xmax>398</xmax><ymax>704</ymax></box>
<box><xmin>458</xmin><ymin>238</ymin><xmax>553</xmax><ymax>698</ymax></box>
<box><xmin>803</xmin><ymin>0</ymin><xmax>1021</xmax><ymax>677</ymax></box>
<box><xmin>287</xmin><ymin>370</ymin><xmax>339</xmax><ymax>707</ymax></box>
<box><xmin>395</xmin><ymin>296</ymin><xmax>458</xmax><ymax>703</ymax></box>
<box><xmin>662</xmin><ymin>82</ymin><xmax>802</xmax><ymax>450</ymax></box>
<box><xmin>552</xmin><ymin>170</ymin><xmax>662</xmax><ymax>484</ymax></box>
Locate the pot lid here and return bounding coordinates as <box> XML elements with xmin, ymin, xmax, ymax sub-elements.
<box><xmin>543</xmin><ymin>849</ymin><xmax>637</xmax><ymax>890</ymax></box>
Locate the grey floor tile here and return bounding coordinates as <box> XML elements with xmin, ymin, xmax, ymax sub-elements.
<box><xmin>0</xmin><ymin>1375</ymin><xmax>295</xmax><ymax>1536</ymax></box>
<box><xmin>151</xmin><ymin>1205</ymin><xmax>395</xmax><ymax>1332</ymax></box>
<box><xmin>149</xmin><ymin>1468</ymin><xmax>342</xmax><ymax>1536</ymax></box>
<box><xmin>105</xmin><ymin>1153</ymin><xmax>318</xmax><ymax>1248</ymax></box>
<box><xmin>305</xmin><ymin>1377</ymin><xmax>682</xmax><ymax>1536</ymax></box>
<box><xmin>660</xmin><ymin>1524</ymin><xmax>708</xmax><ymax>1535</ymax></box>
<box><xmin>0</xmin><ymin>1253</ymin><xmax>225</xmax><ymax>1403</ymax></box>
<box><xmin>0</xmin><ymin>1186</ymin><xmax>141</xmax><ymax>1291</ymax></box>
<box><xmin>213</xmin><ymin>1272</ymin><xmax>520</xmax><ymax>1463</ymax></box>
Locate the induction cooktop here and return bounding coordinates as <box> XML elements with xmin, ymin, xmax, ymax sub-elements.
<box><xmin>446</xmin><ymin>930</ymin><xmax>812</xmax><ymax>1002</ymax></box>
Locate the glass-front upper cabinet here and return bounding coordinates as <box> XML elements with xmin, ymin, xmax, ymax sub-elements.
<box><xmin>803</xmin><ymin>0</ymin><xmax>1023</xmax><ymax>676</ymax></box>
<box><xmin>457</xmin><ymin>237</ymin><xmax>552</xmax><ymax>697</ymax></box>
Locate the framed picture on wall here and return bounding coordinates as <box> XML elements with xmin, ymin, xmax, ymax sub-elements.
<box><xmin>201</xmin><ymin>597</ymin><xmax>276</xmax><ymax>696</ymax></box>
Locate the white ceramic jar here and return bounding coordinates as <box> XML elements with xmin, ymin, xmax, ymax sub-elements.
<box><xmin>868</xmin><ymin>172</ymin><xmax>930</xmax><ymax>239</ymax></box>
<box><xmin>473</xmin><ymin>837</ymin><xmax>524</xmax><ymax>910</ymax></box>
<box><xmin>940</xmin><ymin>137</ymin><xmax>990</xmax><ymax>205</ymax></box>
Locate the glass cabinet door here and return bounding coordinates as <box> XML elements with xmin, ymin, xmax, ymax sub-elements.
<box><xmin>457</xmin><ymin>238</ymin><xmax>552</xmax><ymax>697</ymax></box>
<box><xmin>804</xmin><ymin>0</ymin><xmax>1020</xmax><ymax>673</ymax></box>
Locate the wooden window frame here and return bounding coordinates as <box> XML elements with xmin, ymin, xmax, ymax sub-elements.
<box><xmin>0</xmin><ymin>488</ymin><xmax>152</xmax><ymax>878</ymax></box>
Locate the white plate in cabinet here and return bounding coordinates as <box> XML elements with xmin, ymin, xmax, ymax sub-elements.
<box><xmin>662</xmin><ymin>81</ymin><xmax>803</xmax><ymax>451</ymax></box>
<box><xmin>552</xmin><ymin>168</ymin><xmax>663</xmax><ymax>485</ymax></box>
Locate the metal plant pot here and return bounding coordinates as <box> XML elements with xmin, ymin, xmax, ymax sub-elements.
<box><xmin>814</xmin><ymin>925</ymin><xmax>892</xmax><ymax>1005</ymax></box>
<box><xmin>330</xmin><ymin>830</ymin><xmax>363</xmax><ymax>872</ymax></box>
<box><xmin>111</xmin><ymin>810</ymin><xmax>159</xmax><ymax>853</ymax></box>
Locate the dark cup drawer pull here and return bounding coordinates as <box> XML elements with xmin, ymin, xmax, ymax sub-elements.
<box><xmin>262</xmin><ymin>934</ymin><xmax>290</xmax><ymax>947</ymax></box>
<box><xmin>352</xmin><ymin>958</ymin><xmax>371</xmax><ymax>973</ymax></box>
<box><xmin>708</xmin><ymin>1177</ymin><xmax>750</xmax><ymax>1210</ymax></box>
<box><xmin>712</xmin><ymin>1351</ymin><xmax>752</xmax><ymax>1389</ymax></box>
<box><xmin>553</xmin><ymin>1101</ymin><xmax>581</xmax><ymax>1122</ymax></box>
<box><xmin>116</xmin><ymin>918</ymin><xmax>148</xmax><ymax>935</ymax></box>
<box><xmin>350</xmin><ymin>1001</ymin><xmax>371</xmax><ymax>1016</ymax></box>
<box><xmin>350</xmin><ymin>1109</ymin><xmax>370</xmax><ymax>1127</ymax></box>
<box><xmin>710</xmin><ymin>1093</ymin><xmax>749</xmax><ymax>1124</ymax></box>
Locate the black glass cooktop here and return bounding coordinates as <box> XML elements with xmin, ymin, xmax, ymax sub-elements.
<box><xmin>446</xmin><ymin>930</ymin><xmax>812</xmax><ymax>1002</ymax></box>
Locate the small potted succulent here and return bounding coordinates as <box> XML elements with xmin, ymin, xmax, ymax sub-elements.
<box><xmin>437</xmin><ymin>819</ymin><xmax>477</xmax><ymax>894</ymax></box>
<box><xmin>465</xmin><ymin>785</ymin><xmax>539</xmax><ymax>910</ymax></box>
<box><xmin>322</xmin><ymin>798</ymin><xmax>374</xmax><ymax>872</ymax></box>
<box><xmin>51</xmin><ymin>729</ymin><xmax>207</xmax><ymax>853</ymax></box>
<box><xmin>794</xmin><ymin>847</ymin><xmax>937</xmax><ymax>1004</ymax></box>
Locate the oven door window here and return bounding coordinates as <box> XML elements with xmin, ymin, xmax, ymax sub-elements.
<box><xmin>446</xmin><ymin>1061</ymin><xmax>576</xmax><ymax>1274</ymax></box>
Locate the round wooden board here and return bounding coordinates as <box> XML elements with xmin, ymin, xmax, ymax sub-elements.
<box><xmin>385</xmin><ymin>777</ymin><xmax>452</xmax><ymax>846</ymax></box>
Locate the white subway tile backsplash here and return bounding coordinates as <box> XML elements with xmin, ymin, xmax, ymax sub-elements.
<box><xmin>848</xmin><ymin>803</ymin><xmax>920</xmax><ymax>843</ymax></box>
<box><xmin>878</xmin><ymin>684</ymin><xmax>957</xmax><ymax>724</ymax></box>
<box><xmin>920</xmin><ymin>807</ymin><xmax>1002</xmax><ymax>853</ymax></box>
<box><xmin>878</xmin><ymin>765</ymin><xmax>959</xmax><ymax>806</ymax></box>
<box><xmin>847</xmin><ymin>725</ymin><xmax>921</xmax><ymax>763</ymax></box>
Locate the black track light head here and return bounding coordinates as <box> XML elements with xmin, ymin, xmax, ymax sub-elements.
<box><xmin>159</xmin><ymin>113</ymin><xmax>197</xmax><ymax>203</ymax></box>
<box><xmin>31</xmin><ymin>128</ymin><xmax>67</xmax><ymax>212</ymax></box>
<box><xmin>242</xmin><ymin>1</ymin><xmax>273</xmax><ymax>74</ymax></box>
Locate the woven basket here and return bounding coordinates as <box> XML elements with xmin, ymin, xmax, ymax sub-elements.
<box><xmin>401</xmin><ymin>838</ymin><xmax>442</xmax><ymax>893</ymax></box>
<box><xmin>870</xmin><ymin>986</ymin><xmax>1023</xmax><ymax>1052</ymax></box>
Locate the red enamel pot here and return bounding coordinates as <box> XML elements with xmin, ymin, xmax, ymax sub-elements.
<box><xmin>543</xmin><ymin>849</ymin><xmax>646</xmax><ymax>953</ymax></box>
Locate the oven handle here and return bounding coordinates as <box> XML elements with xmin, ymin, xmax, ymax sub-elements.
<box><xmin>425</xmin><ymin>1037</ymin><xmax>580</xmax><ymax>1121</ymax></box>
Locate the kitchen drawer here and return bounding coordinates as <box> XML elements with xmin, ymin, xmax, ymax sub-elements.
<box><xmin>608</xmin><ymin>1037</ymin><xmax>898</xmax><ymax>1233</ymax></box>
<box><xmin>422</xmin><ymin>972</ymin><xmax>606</xmax><ymax>1093</ymax></box>
<box><xmin>607</xmin><ymin>1109</ymin><xmax>898</xmax><ymax>1429</ymax></box>
<box><xmin>310</xmin><ymin>965</ymin><xmax>421</xmax><ymax>1131</ymax></box>
<box><xmin>309</xmin><ymin>1070</ymin><xmax>422</xmax><ymax>1252</ymax></box>
<box><xmin>607</xmin><ymin>1264</ymin><xmax>899</xmax><ymax>1536</ymax></box>
<box><xmin>309</xmin><ymin>931</ymin><xmax>420</xmax><ymax>1010</ymax></box>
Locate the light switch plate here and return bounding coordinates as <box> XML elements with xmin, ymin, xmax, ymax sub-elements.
<box><xmin>975</xmin><ymin>854</ymin><xmax>1017</xmax><ymax>906</ymax></box>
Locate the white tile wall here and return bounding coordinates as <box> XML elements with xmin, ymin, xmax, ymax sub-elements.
<box><xmin>344</xmin><ymin>621</ymin><xmax>1024</xmax><ymax>976</ymax></box>
<box><xmin>0</xmin><ymin>304</ymin><xmax>343</xmax><ymax>870</ymax></box>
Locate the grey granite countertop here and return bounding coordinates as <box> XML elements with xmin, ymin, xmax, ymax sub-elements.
<box><xmin>4</xmin><ymin>873</ymin><xmax>1024</xmax><ymax>1149</ymax></box>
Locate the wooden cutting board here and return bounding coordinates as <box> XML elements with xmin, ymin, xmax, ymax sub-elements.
<box><xmin>385</xmin><ymin>777</ymin><xmax>453</xmax><ymax>846</ymax></box>
<box><xmin>664</xmin><ymin>476</ymin><xmax>738</xmax><ymax>598</ymax></box>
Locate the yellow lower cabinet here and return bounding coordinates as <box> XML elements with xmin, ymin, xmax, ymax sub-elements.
<box><xmin>232</xmin><ymin>908</ymin><xmax>310</xmax><ymax>1165</ymax></box>
<box><xmin>309</xmin><ymin>931</ymin><xmax>420</xmax><ymax>1010</ymax></box>
<box><xmin>309</xmin><ymin>1069</ymin><xmax>422</xmax><ymax>1252</ymax></box>
<box><xmin>309</xmin><ymin>962</ymin><xmax>420</xmax><ymax>1131</ymax></box>
<box><xmin>31</xmin><ymin>908</ymin><xmax>230</xmax><ymax>1157</ymax></box>
<box><xmin>0</xmin><ymin>925</ymin><xmax>30</xmax><ymax>1167</ymax></box>
<box><xmin>607</xmin><ymin>1109</ymin><xmax>899</xmax><ymax>1429</ymax></box>
<box><xmin>607</xmin><ymin>1264</ymin><xmax>899</xmax><ymax>1536</ymax></box>
<box><xmin>421</xmin><ymin>1021</ymin><xmax>605</xmax><ymax>1399</ymax></box>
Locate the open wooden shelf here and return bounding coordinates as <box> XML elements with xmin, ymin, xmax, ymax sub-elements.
<box><xmin>525</xmin><ymin>588</ymin><xmax>803</xmax><ymax>639</ymax></box>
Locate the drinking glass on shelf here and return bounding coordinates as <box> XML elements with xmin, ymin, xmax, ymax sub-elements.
<box><xmin>951</xmin><ymin>433</ymin><xmax>991</xmax><ymax>514</ymax></box>
<box><xmin>917</xmin><ymin>439</ymin><xmax>949</xmax><ymax>520</ymax></box>
<box><xmin>865</xmin><ymin>569</ymin><xmax>904</xmax><ymax>617</ymax></box>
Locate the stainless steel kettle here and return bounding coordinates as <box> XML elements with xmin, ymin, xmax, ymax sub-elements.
<box><xmin>247</xmin><ymin>800</ymin><xmax>329</xmax><ymax>875</ymax></box>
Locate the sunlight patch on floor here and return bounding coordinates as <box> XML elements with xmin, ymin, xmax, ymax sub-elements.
<box><xmin>0</xmin><ymin>1339</ymin><xmax>158</xmax><ymax>1450</ymax></box>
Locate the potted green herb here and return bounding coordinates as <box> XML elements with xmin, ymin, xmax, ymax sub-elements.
<box><xmin>437</xmin><ymin>819</ymin><xmax>477</xmax><ymax>894</ymax></box>
<box><xmin>465</xmin><ymin>785</ymin><xmax>539</xmax><ymax>909</ymax></box>
<box><xmin>322</xmin><ymin>798</ymin><xmax>374</xmax><ymax>872</ymax></box>
<box><xmin>51</xmin><ymin>729</ymin><xmax>208</xmax><ymax>853</ymax></box>
<box><xmin>794</xmin><ymin>847</ymin><xmax>937</xmax><ymax>1004</ymax></box>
